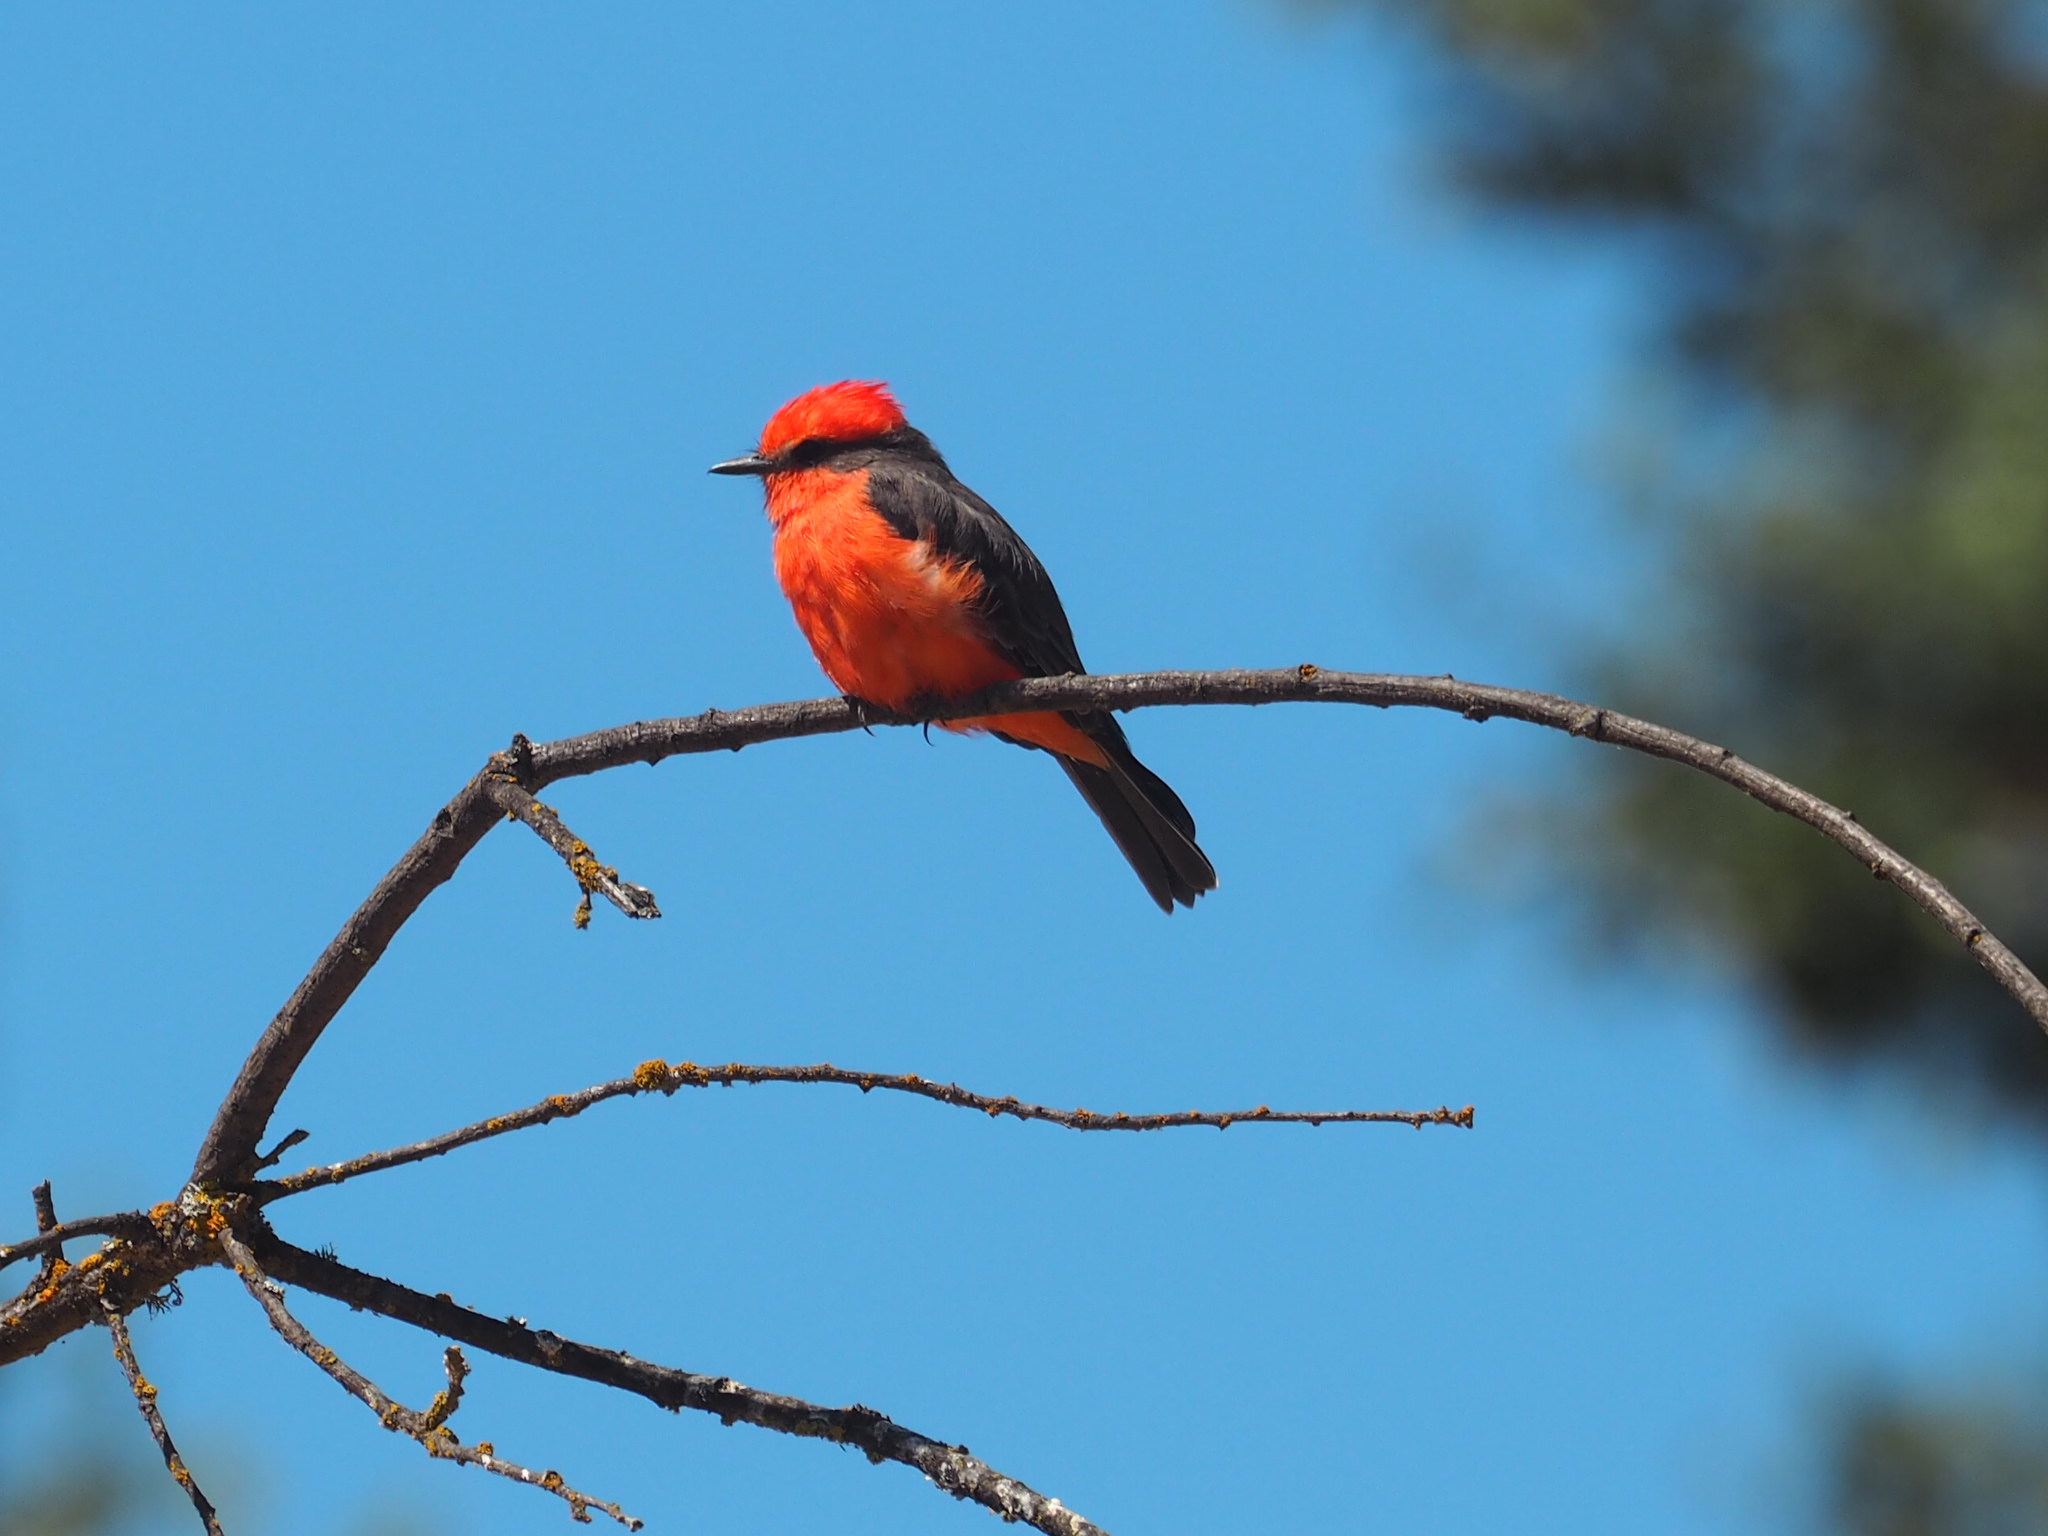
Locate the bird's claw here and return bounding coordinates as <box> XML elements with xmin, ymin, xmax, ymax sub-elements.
<box><xmin>841</xmin><ymin>694</ymin><xmax>910</xmax><ymax>733</ymax></box>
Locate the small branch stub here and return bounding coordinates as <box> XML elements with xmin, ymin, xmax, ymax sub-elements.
<box><xmin>484</xmin><ymin>778</ymin><xmax>660</xmax><ymax>926</ymax></box>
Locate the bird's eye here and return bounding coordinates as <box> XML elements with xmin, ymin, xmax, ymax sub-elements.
<box><xmin>783</xmin><ymin>438</ymin><xmax>841</xmax><ymax>468</ymax></box>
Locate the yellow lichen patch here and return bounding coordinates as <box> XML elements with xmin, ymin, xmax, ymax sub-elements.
<box><xmin>632</xmin><ymin>1059</ymin><xmax>671</xmax><ymax>1091</ymax></box>
<box><xmin>541</xmin><ymin>1471</ymin><xmax>565</xmax><ymax>1492</ymax></box>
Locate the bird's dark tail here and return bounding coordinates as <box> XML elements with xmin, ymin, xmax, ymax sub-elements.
<box><xmin>1057</xmin><ymin>745</ymin><xmax>1217</xmax><ymax>913</ymax></box>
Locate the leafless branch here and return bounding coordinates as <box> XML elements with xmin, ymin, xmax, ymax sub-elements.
<box><xmin>189</xmin><ymin>666</ymin><xmax>2048</xmax><ymax>1192</ymax></box>
<box><xmin>483</xmin><ymin>762</ymin><xmax>661</xmax><ymax>927</ymax></box>
<box><xmin>256</xmin><ymin>1056</ymin><xmax>1471</xmax><ymax>1202</ymax></box>
<box><xmin>252</xmin><ymin>1233</ymin><xmax>1112</xmax><ymax>1536</ymax></box>
<box><xmin>253</xmin><ymin>1128</ymin><xmax>311</xmax><ymax>1172</ymax></box>
<box><xmin>1</xmin><ymin>1208</ymin><xmax>157</xmax><ymax>1273</ymax></box>
<box><xmin>16</xmin><ymin>664</ymin><xmax>2039</xmax><ymax>1532</ymax></box>
<box><xmin>217</xmin><ymin>1226</ymin><xmax>641</xmax><ymax>1530</ymax></box>
<box><xmin>101</xmin><ymin>1299</ymin><xmax>226</xmax><ymax>1536</ymax></box>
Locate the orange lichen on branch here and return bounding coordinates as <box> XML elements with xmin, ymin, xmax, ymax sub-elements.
<box><xmin>632</xmin><ymin>1059</ymin><xmax>673</xmax><ymax>1092</ymax></box>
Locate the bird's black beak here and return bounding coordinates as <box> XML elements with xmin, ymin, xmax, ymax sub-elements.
<box><xmin>708</xmin><ymin>453</ymin><xmax>773</xmax><ymax>477</ymax></box>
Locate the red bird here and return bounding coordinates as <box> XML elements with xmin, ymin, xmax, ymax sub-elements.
<box><xmin>711</xmin><ymin>380</ymin><xmax>1216</xmax><ymax>911</ymax></box>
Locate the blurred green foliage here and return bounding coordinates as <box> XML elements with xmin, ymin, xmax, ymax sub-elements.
<box><xmin>1357</xmin><ymin>0</ymin><xmax>2048</xmax><ymax>1114</ymax></box>
<box><xmin>1337</xmin><ymin>0</ymin><xmax>2048</xmax><ymax>1530</ymax></box>
<box><xmin>1817</xmin><ymin>1377</ymin><xmax>2048</xmax><ymax>1536</ymax></box>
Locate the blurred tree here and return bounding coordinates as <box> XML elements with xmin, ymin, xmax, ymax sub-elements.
<box><xmin>1815</xmin><ymin>1377</ymin><xmax>2048</xmax><ymax>1536</ymax></box>
<box><xmin>1344</xmin><ymin>0</ymin><xmax>2048</xmax><ymax>1116</ymax></box>
<box><xmin>1322</xmin><ymin>1</ymin><xmax>2048</xmax><ymax>1528</ymax></box>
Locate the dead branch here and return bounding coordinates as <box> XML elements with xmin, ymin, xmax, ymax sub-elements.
<box><xmin>255</xmin><ymin>1056</ymin><xmax>1470</xmax><ymax>1202</ymax></box>
<box><xmin>252</xmin><ymin>1233</ymin><xmax>1112</xmax><ymax>1536</ymax></box>
<box><xmin>218</xmin><ymin>1226</ymin><xmax>641</xmax><ymax>1530</ymax></box>
<box><xmin>14</xmin><ymin>663</ymin><xmax>2043</xmax><ymax>1533</ymax></box>
<box><xmin>483</xmin><ymin>768</ymin><xmax>661</xmax><ymax>927</ymax></box>
<box><xmin>102</xmin><ymin>1299</ymin><xmax>226</xmax><ymax>1536</ymax></box>
<box><xmin>188</xmin><ymin>667</ymin><xmax>2048</xmax><ymax>1192</ymax></box>
<box><xmin>1</xmin><ymin>1209</ymin><xmax>158</xmax><ymax>1274</ymax></box>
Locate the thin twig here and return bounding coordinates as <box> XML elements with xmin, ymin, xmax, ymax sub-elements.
<box><xmin>484</xmin><ymin>772</ymin><xmax>660</xmax><ymax>928</ymax></box>
<box><xmin>254</xmin><ymin>1234</ymin><xmax>1111</xmax><ymax>1536</ymax></box>
<box><xmin>189</xmin><ymin>666</ymin><xmax>2048</xmax><ymax>1190</ymax></box>
<box><xmin>257</xmin><ymin>1056</ymin><xmax>1470</xmax><ymax>1201</ymax></box>
<box><xmin>253</xmin><ymin>1128</ymin><xmax>311</xmax><ymax>1172</ymax></box>
<box><xmin>1</xmin><ymin>1209</ymin><xmax>157</xmax><ymax>1273</ymax></box>
<box><xmin>101</xmin><ymin>1299</ymin><xmax>226</xmax><ymax>1536</ymax></box>
<box><xmin>217</xmin><ymin>1226</ymin><xmax>641</xmax><ymax>1530</ymax></box>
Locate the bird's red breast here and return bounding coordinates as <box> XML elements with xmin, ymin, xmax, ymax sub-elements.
<box><xmin>764</xmin><ymin>462</ymin><xmax>1108</xmax><ymax>765</ymax></box>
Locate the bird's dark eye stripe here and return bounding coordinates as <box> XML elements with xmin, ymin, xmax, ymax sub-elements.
<box><xmin>777</xmin><ymin>426</ymin><xmax>931</xmax><ymax>470</ymax></box>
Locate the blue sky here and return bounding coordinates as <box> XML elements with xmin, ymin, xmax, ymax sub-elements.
<box><xmin>4</xmin><ymin>5</ymin><xmax>2045</xmax><ymax>1534</ymax></box>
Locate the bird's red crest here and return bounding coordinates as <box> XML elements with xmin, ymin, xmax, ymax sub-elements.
<box><xmin>758</xmin><ymin>380</ymin><xmax>906</xmax><ymax>459</ymax></box>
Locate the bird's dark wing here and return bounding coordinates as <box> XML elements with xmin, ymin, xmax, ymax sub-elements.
<box><xmin>861</xmin><ymin>447</ymin><xmax>1086</xmax><ymax>679</ymax></box>
<box><xmin>854</xmin><ymin>436</ymin><xmax>1216</xmax><ymax>910</ymax></box>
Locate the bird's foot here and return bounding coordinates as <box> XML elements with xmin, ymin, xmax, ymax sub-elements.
<box><xmin>841</xmin><ymin>694</ymin><xmax>915</xmax><ymax>733</ymax></box>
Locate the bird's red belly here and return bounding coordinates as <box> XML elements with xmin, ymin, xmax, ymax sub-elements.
<box><xmin>770</xmin><ymin>473</ymin><xmax>1104</xmax><ymax>765</ymax></box>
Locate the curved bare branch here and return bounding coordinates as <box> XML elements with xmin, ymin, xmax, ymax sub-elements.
<box><xmin>1</xmin><ymin>1210</ymin><xmax>158</xmax><ymax>1274</ymax></box>
<box><xmin>189</xmin><ymin>666</ymin><xmax>2048</xmax><ymax>1189</ymax></box>
<box><xmin>255</xmin><ymin>1057</ymin><xmax>1471</xmax><ymax>1203</ymax></box>
<box><xmin>18</xmin><ymin>663</ymin><xmax>2040</xmax><ymax>1532</ymax></box>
